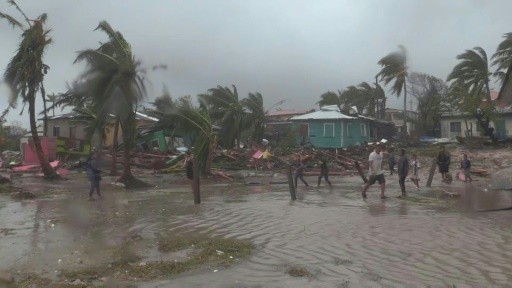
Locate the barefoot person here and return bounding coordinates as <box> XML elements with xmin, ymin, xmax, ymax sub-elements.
<box><xmin>317</xmin><ymin>158</ymin><xmax>332</xmax><ymax>188</ymax></box>
<box><xmin>294</xmin><ymin>156</ymin><xmax>309</xmax><ymax>188</ymax></box>
<box><xmin>86</xmin><ymin>150</ymin><xmax>102</xmax><ymax>200</ymax></box>
<box><xmin>362</xmin><ymin>144</ymin><xmax>387</xmax><ymax>199</ymax></box>
<box><xmin>397</xmin><ymin>149</ymin><xmax>409</xmax><ymax>198</ymax></box>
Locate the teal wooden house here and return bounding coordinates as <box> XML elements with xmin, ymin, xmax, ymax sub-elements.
<box><xmin>290</xmin><ymin>105</ymin><xmax>371</xmax><ymax>148</ymax></box>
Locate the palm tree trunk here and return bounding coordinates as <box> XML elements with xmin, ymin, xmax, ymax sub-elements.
<box><xmin>28</xmin><ymin>91</ymin><xmax>56</xmax><ymax>178</ymax></box>
<box><xmin>121</xmin><ymin>114</ymin><xmax>135</xmax><ymax>179</ymax></box>
<box><xmin>41</xmin><ymin>84</ymin><xmax>48</xmax><ymax>137</ymax></box>
<box><xmin>109</xmin><ymin>118</ymin><xmax>119</xmax><ymax>176</ymax></box>
<box><xmin>484</xmin><ymin>81</ymin><xmax>498</xmax><ymax>144</ymax></box>
<box><xmin>122</xmin><ymin>136</ymin><xmax>132</xmax><ymax>178</ymax></box>
<box><xmin>402</xmin><ymin>85</ymin><xmax>408</xmax><ymax>142</ymax></box>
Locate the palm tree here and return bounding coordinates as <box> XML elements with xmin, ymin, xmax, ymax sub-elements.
<box><xmin>377</xmin><ymin>45</ymin><xmax>408</xmax><ymax>136</ymax></box>
<box><xmin>46</xmin><ymin>93</ymin><xmax>58</xmax><ymax>116</ymax></box>
<box><xmin>1</xmin><ymin>2</ymin><xmax>57</xmax><ymax>178</ymax></box>
<box><xmin>149</xmin><ymin>90</ymin><xmax>176</xmax><ymax>114</ymax></box>
<box><xmin>491</xmin><ymin>32</ymin><xmax>512</xmax><ymax>83</ymax></box>
<box><xmin>73</xmin><ymin>21</ymin><xmax>147</xmax><ymax>185</ymax></box>
<box><xmin>341</xmin><ymin>86</ymin><xmax>371</xmax><ymax>114</ymax></box>
<box><xmin>151</xmin><ymin>97</ymin><xmax>217</xmax><ymax>174</ymax></box>
<box><xmin>358</xmin><ymin>82</ymin><xmax>383</xmax><ymax>117</ymax></box>
<box><xmin>317</xmin><ymin>91</ymin><xmax>341</xmax><ymax>110</ymax></box>
<box><xmin>447</xmin><ymin>47</ymin><xmax>497</xmax><ymax>143</ymax></box>
<box><xmin>198</xmin><ymin>85</ymin><xmax>244</xmax><ymax>149</ymax></box>
<box><xmin>241</xmin><ymin>92</ymin><xmax>266</xmax><ymax>144</ymax></box>
<box><xmin>374</xmin><ymin>79</ymin><xmax>387</xmax><ymax>119</ymax></box>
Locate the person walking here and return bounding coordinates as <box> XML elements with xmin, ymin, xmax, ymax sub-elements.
<box><xmin>294</xmin><ymin>156</ymin><xmax>309</xmax><ymax>188</ymax></box>
<box><xmin>437</xmin><ymin>145</ymin><xmax>451</xmax><ymax>183</ymax></box>
<box><xmin>410</xmin><ymin>154</ymin><xmax>421</xmax><ymax>189</ymax></box>
<box><xmin>460</xmin><ymin>153</ymin><xmax>473</xmax><ymax>182</ymax></box>
<box><xmin>397</xmin><ymin>149</ymin><xmax>409</xmax><ymax>198</ymax></box>
<box><xmin>362</xmin><ymin>144</ymin><xmax>387</xmax><ymax>199</ymax></box>
<box><xmin>388</xmin><ymin>147</ymin><xmax>396</xmax><ymax>175</ymax></box>
<box><xmin>317</xmin><ymin>158</ymin><xmax>332</xmax><ymax>188</ymax></box>
<box><xmin>86</xmin><ymin>150</ymin><xmax>102</xmax><ymax>201</ymax></box>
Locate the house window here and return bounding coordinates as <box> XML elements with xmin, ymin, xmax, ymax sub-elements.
<box><xmin>450</xmin><ymin>122</ymin><xmax>461</xmax><ymax>133</ymax></box>
<box><xmin>323</xmin><ymin>123</ymin><xmax>334</xmax><ymax>137</ymax></box>
<box><xmin>141</xmin><ymin>142</ymin><xmax>150</xmax><ymax>151</ymax></box>
<box><xmin>347</xmin><ymin>123</ymin><xmax>353</xmax><ymax>137</ymax></box>
<box><xmin>151</xmin><ymin>139</ymin><xmax>160</xmax><ymax>150</ymax></box>
<box><xmin>53</xmin><ymin>126</ymin><xmax>60</xmax><ymax>137</ymax></box>
<box><xmin>360</xmin><ymin>124</ymin><xmax>367</xmax><ymax>137</ymax></box>
<box><xmin>69</xmin><ymin>127</ymin><xmax>76</xmax><ymax>139</ymax></box>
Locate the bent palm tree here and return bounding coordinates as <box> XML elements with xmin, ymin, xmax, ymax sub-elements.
<box><xmin>151</xmin><ymin>97</ymin><xmax>217</xmax><ymax>174</ymax></box>
<box><xmin>447</xmin><ymin>47</ymin><xmax>497</xmax><ymax>143</ymax></box>
<box><xmin>317</xmin><ymin>91</ymin><xmax>341</xmax><ymax>110</ymax></box>
<box><xmin>378</xmin><ymin>45</ymin><xmax>408</xmax><ymax>136</ymax></box>
<box><xmin>1</xmin><ymin>2</ymin><xmax>57</xmax><ymax>178</ymax></box>
<box><xmin>492</xmin><ymin>32</ymin><xmax>512</xmax><ymax>83</ymax></box>
<box><xmin>241</xmin><ymin>92</ymin><xmax>266</xmax><ymax>144</ymax></box>
<box><xmin>73</xmin><ymin>21</ymin><xmax>147</xmax><ymax>185</ymax></box>
<box><xmin>199</xmin><ymin>85</ymin><xmax>244</xmax><ymax>149</ymax></box>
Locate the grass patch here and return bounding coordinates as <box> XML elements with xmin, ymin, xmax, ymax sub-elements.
<box><xmin>0</xmin><ymin>184</ymin><xmax>16</xmax><ymax>194</ymax></box>
<box><xmin>15</xmin><ymin>274</ymin><xmax>52</xmax><ymax>288</ymax></box>
<box><xmin>0</xmin><ymin>228</ymin><xmax>15</xmax><ymax>236</ymax></box>
<box><xmin>287</xmin><ymin>266</ymin><xmax>313</xmax><ymax>278</ymax></box>
<box><xmin>61</xmin><ymin>235</ymin><xmax>253</xmax><ymax>283</ymax></box>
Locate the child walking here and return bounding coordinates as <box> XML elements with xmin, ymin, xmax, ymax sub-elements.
<box><xmin>410</xmin><ymin>154</ymin><xmax>420</xmax><ymax>189</ymax></box>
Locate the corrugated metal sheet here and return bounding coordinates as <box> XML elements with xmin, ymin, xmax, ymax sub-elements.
<box><xmin>289</xmin><ymin>108</ymin><xmax>356</xmax><ymax>120</ymax></box>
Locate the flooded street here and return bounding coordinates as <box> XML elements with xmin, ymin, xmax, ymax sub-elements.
<box><xmin>1</xmin><ymin>172</ymin><xmax>512</xmax><ymax>287</ymax></box>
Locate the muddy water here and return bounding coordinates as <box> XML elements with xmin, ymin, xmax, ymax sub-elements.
<box><xmin>1</xmin><ymin>173</ymin><xmax>512</xmax><ymax>287</ymax></box>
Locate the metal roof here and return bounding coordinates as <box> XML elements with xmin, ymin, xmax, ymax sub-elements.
<box><xmin>290</xmin><ymin>105</ymin><xmax>357</xmax><ymax>120</ymax></box>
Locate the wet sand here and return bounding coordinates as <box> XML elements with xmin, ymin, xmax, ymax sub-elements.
<box><xmin>1</xmin><ymin>170</ymin><xmax>511</xmax><ymax>287</ymax></box>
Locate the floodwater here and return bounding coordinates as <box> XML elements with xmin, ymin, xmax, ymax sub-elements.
<box><xmin>1</xmin><ymin>171</ymin><xmax>512</xmax><ymax>288</ymax></box>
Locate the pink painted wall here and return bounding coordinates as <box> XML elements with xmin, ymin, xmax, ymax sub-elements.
<box><xmin>23</xmin><ymin>137</ymin><xmax>57</xmax><ymax>164</ymax></box>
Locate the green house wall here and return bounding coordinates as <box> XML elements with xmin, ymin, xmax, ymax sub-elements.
<box><xmin>293</xmin><ymin>119</ymin><xmax>370</xmax><ymax>148</ymax></box>
<box><xmin>138</xmin><ymin>130</ymin><xmax>168</xmax><ymax>151</ymax></box>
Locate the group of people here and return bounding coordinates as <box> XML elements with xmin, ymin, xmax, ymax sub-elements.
<box><xmin>293</xmin><ymin>156</ymin><xmax>332</xmax><ymax>188</ymax></box>
<box><xmin>293</xmin><ymin>144</ymin><xmax>473</xmax><ymax>200</ymax></box>
<box><xmin>363</xmin><ymin>144</ymin><xmax>472</xmax><ymax>199</ymax></box>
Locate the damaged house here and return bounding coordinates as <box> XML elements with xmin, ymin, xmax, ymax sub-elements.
<box><xmin>289</xmin><ymin>105</ymin><xmax>395</xmax><ymax>148</ymax></box>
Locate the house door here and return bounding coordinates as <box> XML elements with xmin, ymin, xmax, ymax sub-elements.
<box><xmin>299</xmin><ymin>123</ymin><xmax>309</xmax><ymax>145</ymax></box>
<box><xmin>494</xmin><ymin>119</ymin><xmax>506</xmax><ymax>139</ymax></box>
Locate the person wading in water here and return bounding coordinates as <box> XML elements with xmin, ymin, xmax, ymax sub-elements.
<box><xmin>317</xmin><ymin>158</ymin><xmax>332</xmax><ymax>188</ymax></box>
<box><xmin>85</xmin><ymin>150</ymin><xmax>102</xmax><ymax>201</ymax></box>
<box><xmin>397</xmin><ymin>148</ymin><xmax>409</xmax><ymax>198</ymax></box>
<box><xmin>361</xmin><ymin>144</ymin><xmax>387</xmax><ymax>199</ymax></box>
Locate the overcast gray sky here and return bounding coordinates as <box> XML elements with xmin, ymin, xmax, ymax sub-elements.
<box><xmin>1</xmin><ymin>0</ymin><xmax>511</xmax><ymax>128</ymax></box>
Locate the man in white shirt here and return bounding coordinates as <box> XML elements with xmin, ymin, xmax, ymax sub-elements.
<box><xmin>362</xmin><ymin>144</ymin><xmax>387</xmax><ymax>199</ymax></box>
